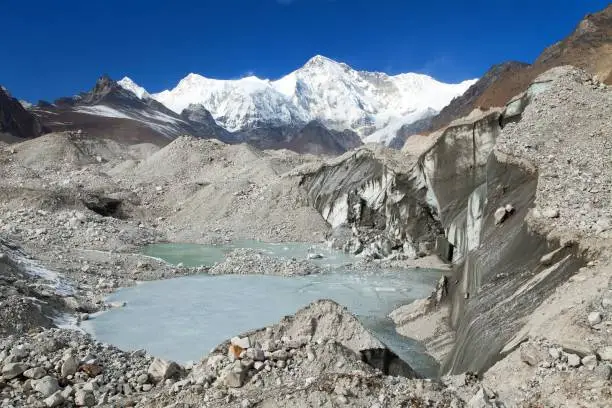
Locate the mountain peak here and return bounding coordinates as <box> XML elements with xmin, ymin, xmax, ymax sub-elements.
<box><xmin>118</xmin><ymin>77</ymin><xmax>151</xmax><ymax>99</ymax></box>
<box><xmin>304</xmin><ymin>55</ymin><xmax>341</xmax><ymax>68</ymax></box>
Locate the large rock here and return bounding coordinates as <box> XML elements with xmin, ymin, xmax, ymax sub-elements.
<box><xmin>599</xmin><ymin>346</ymin><xmax>612</xmax><ymax>362</ymax></box>
<box><xmin>61</xmin><ymin>356</ymin><xmax>79</xmax><ymax>377</ymax></box>
<box><xmin>23</xmin><ymin>367</ymin><xmax>47</xmax><ymax>379</ymax></box>
<box><xmin>75</xmin><ymin>389</ymin><xmax>96</xmax><ymax>407</ymax></box>
<box><xmin>221</xmin><ymin>361</ymin><xmax>247</xmax><ymax>388</ymax></box>
<box><xmin>44</xmin><ymin>391</ymin><xmax>65</xmax><ymax>407</ymax></box>
<box><xmin>34</xmin><ymin>376</ymin><xmax>60</xmax><ymax>397</ymax></box>
<box><xmin>519</xmin><ymin>343</ymin><xmax>543</xmax><ymax>366</ymax></box>
<box><xmin>220</xmin><ymin>299</ymin><xmax>419</xmax><ymax>378</ymax></box>
<box><xmin>1</xmin><ymin>362</ymin><xmax>28</xmax><ymax>379</ymax></box>
<box><xmin>147</xmin><ymin>358</ymin><xmax>182</xmax><ymax>384</ymax></box>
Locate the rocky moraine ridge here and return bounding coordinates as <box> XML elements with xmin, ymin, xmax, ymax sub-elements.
<box><xmin>0</xmin><ymin>65</ymin><xmax>610</xmax><ymax>407</ymax></box>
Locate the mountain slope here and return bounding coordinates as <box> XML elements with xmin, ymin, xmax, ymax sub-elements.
<box><xmin>33</xmin><ymin>76</ymin><xmax>230</xmax><ymax>145</ymax></box>
<box><xmin>147</xmin><ymin>55</ymin><xmax>476</xmax><ymax>138</ymax></box>
<box><xmin>420</xmin><ymin>4</ymin><xmax>612</xmax><ymax>135</ymax></box>
<box><xmin>0</xmin><ymin>86</ymin><xmax>48</xmax><ymax>141</ymax></box>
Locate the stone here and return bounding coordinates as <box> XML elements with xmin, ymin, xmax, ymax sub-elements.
<box><xmin>602</xmin><ymin>296</ymin><xmax>612</xmax><ymax>309</ymax></box>
<box><xmin>137</xmin><ymin>373</ymin><xmax>149</xmax><ymax>384</ymax></box>
<box><xmin>80</xmin><ymin>364</ymin><xmax>103</xmax><ymax>377</ymax></box>
<box><xmin>61</xmin><ymin>355</ymin><xmax>79</xmax><ymax>377</ymax></box>
<box><xmin>271</xmin><ymin>350</ymin><xmax>290</xmax><ymax>361</ymax></box>
<box><xmin>82</xmin><ymin>381</ymin><xmax>98</xmax><ymax>392</ymax></box>
<box><xmin>61</xmin><ymin>385</ymin><xmax>74</xmax><ymax>399</ymax></box>
<box><xmin>75</xmin><ymin>389</ymin><xmax>95</xmax><ymax>407</ymax></box>
<box><xmin>588</xmin><ymin>312</ymin><xmax>602</xmax><ymax>326</ymax></box>
<box><xmin>542</xmin><ymin>208</ymin><xmax>560</xmax><ymax>218</ymax></box>
<box><xmin>1</xmin><ymin>362</ymin><xmax>28</xmax><ymax>379</ymax></box>
<box><xmin>494</xmin><ymin>207</ymin><xmax>507</xmax><ymax>224</ymax></box>
<box><xmin>245</xmin><ymin>347</ymin><xmax>265</xmax><ymax>362</ymax></box>
<box><xmin>147</xmin><ymin>358</ymin><xmax>182</xmax><ymax>384</ymax></box>
<box><xmin>222</xmin><ymin>361</ymin><xmax>246</xmax><ymax>388</ymax></box>
<box><xmin>520</xmin><ymin>343</ymin><xmax>541</xmax><ymax>366</ymax></box>
<box><xmin>593</xmin><ymin>364</ymin><xmax>611</xmax><ymax>380</ymax></box>
<box><xmin>228</xmin><ymin>344</ymin><xmax>244</xmax><ymax>360</ymax></box>
<box><xmin>231</xmin><ymin>336</ymin><xmax>251</xmax><ymax>349</ymax></box>
<box><xmin>142</xmin><ymin>384</ymin><xmax>153</xmax><ymax>392</ymax></box>
<box><xmin>418</xmin><ymin>241</ymin><xmax>431</xmax><ymax>256</ymax></box>
<box><xmin>32</xmin><ymin>376</ymin><xmax>60</xmax><ymax>398</ymax></box>
<box><xmin>504</xmin><ymin>204</ymin><xmax>515</xmax><ymax>213</ymax></box>
<box><xmin>582</xmin><ymin>355</ymin><xmax>598</xmax><ymax>370</ymax></box>
<box><xmin>44</xmin><ymin>391</ymin><xmax>65</xmax><ymax>407</ymax></box>
<box><xmin>566</xmin><ymin>353</ymin><xmax>581</xmax><ymax>367</ymax></box>
<box><xmin>307</xmin><ymin>253</ymin><xmax>323</xmax><ymax>260</ymax></box>
<box><xmin>468</xmin><ymin>388</ymin><xmax>491</xmax><ymax>408</ymax></box>
<box><xmin>23</xmin><ymin>367</ymin><xmax>46</xmax><ymax>379</ymax></box>
<box><xmin>598</xmin><ymin>346</ymin><xmax>612</xmax><ymax>361</ymax></box>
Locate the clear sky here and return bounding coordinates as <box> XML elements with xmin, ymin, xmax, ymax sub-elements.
<box><xmin>3</xmin><ymin>0</ymin><xmax>609</xmax><ymax>102</ymax></box>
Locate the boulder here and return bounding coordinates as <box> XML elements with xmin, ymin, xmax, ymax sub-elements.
<box><xmin>80</xmin><ymin>363</ymin><xmax>103</xmax><ymax>377</ymax></box>
<box><xmin>468</xmin><ymin>388</ymin><xmax>493</xmax><ymax>408</ymax></box>
<box><xmin>594</xmin><ymin>364</ymin><xmax>612</xmax><ymax>380</ymax></box>
<box><xmin>494</xmin><ymin>207</ymin><xmax>507</xmax><ymax>224</ymax></box>
<box><xmin>542</xmin><ymin>208</ymin><xmax>560</xmax><ymax>218</ymax></box>
<box><xmin>588</xmin><ymin>312</ymin><xmax>602</xmax><ymax>326</ymax></box>
<box><xmin>246</xmin><ymin>347</ymin><xmax>265</xmax><ymax>362</ymax></box>
<box><xmin>147</xmin><ymin>358</ymin><xmax>182</xmax><ymax>384</ymax></box>
<box><xmin>221</xmin><ymin>361</ymin><xmax>247</xmax><ymax>388</ymax></box>
<box><xmin>75</xmin><ymin>389</ymin><xmax>96</xmax><ymax>407</ymax></box>
<box><xmin>228</xmin><ymin>344</ymin><xmax>244</xmax><ymax>360</ymax></box>
<box><xmin>44</xmin><ymin>391</ymin><xmax>65</xmax><ymax>407</ymax></box>
<box><xmin>61</xmin><ymin>356</ymin><xmax>79</xmax><ymax>377</ymax></box>
<box><xmin>1</xmin><ymin>362</ymin><xmax>28</xmax><ymax>379</ymax></box>
<box><xmin>231</xmin><ymin>336</ymin><xmax>251</xmax><ymax>349</ymax></box>
<box><xmin>23</xmin><ymin>367</ymin><xmax>46</xmax><ymax>379</ymax></box>
<box><xmin>598</xmin><ymin>346</ymin><xmax>612</xmax><ymax>361</ymax></box>
<box><xmin>566</xmin><ymin>353</ymin><xmax>581</xmax><ymax>367</ymax></box>
<box><xmin>519</xmin><ymin>343</ymin><xmax>542</xmax><ymax>366</ymax></box>
<box><xmin>581</xmin><ymin>355</ymin><xmax>598</xmax><ymax>370</ymax></box>
<box><xmin>34</xmin><ymin>376</ymin><xmax>61</xmax><ymax>397</ymax></box>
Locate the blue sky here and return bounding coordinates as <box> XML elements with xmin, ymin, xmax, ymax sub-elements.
<box><xmin>3</xmin><ymin>0</ymin><xmax>609</xmax><ymax>102</ymax></box>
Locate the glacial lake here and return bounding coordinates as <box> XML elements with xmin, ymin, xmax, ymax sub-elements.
<box><xmin>83</xmin><ymin>242</ymin><xmax>442</xmax><ymax>377</ymax></box>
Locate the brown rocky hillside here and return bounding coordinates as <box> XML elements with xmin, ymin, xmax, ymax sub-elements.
<box><xmin>425</xmin><ymin>4</ymin><xmax>612</xmax><ymax>133</ymax></box>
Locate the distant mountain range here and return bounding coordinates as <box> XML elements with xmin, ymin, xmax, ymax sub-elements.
<box><xmin>145</xmin><ymin>55</ymin><xmax>475</xmax><ymax>144</ymax></box>
<box><xmin>2</xmin><ymin>4</ymin><xmax>610</xmax><ymax>153</ymax></box>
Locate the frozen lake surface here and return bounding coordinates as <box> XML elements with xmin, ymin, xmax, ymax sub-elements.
<box><xmin>84</xmin><ymin>242</ymin><xmax>441</xmax><ymax>376</ymax></box>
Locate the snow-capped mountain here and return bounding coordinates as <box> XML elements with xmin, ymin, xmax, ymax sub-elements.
<box><xmin>154</xmin><ymin>74</ymin><xmax>307</xmax><ymax>131</ymax></box>
<box><xmin>117</xmin><ymin>77</ymin><xmax>151</xmax><ymax>100</ymax></box>
<box><xmin>121</xmin><ymin>56</ymin><xmax>476</xmax><ymax>142</ymax></box>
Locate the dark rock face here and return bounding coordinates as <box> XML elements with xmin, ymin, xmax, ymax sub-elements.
<box><xmin>0</xmin><ymin>86</ymin><xmax>47</xmax><ymax>140</ymax></box>
<box><xmin>32</xmin><ymin>76</ymin><xmax>232</xmax><ymax>146</ymax></box>
<box><xmin>180</xmin><ymin>104</ymin><xmax>238</xmax><ymax>142</ymax></box>
<box><xmin>442</xmin><ymin>154</ymin><xmax>583</xmax><ymax>375</ymax></box>
<box><xmin>241</xmin><ymin>120</ymin><xmax>362</xmax><ymax>155</ymax></box>
<box><xmin>388</xmin><ymin>116</ymin><xmax>434</xmax><ymax>149</ymax></box>
<box><xmin>300</xmin><ymin>78</ymin><xmax>584</xmax><ymax>376</ymax></box>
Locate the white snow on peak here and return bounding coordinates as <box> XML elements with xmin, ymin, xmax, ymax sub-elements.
<box><xmin>148</xmin><ymin>56</ymin><xmax>477</xmax><ymax>141</ymax></box>
<box><xmin>118</xmin><ymin>77</ymin><xmax>151</xmax><ymax>99</ymax></box>
<box><xmin>154</xmin><ymin>73</ymin><xmax>307</xmax><ymax>131</ymax></box>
